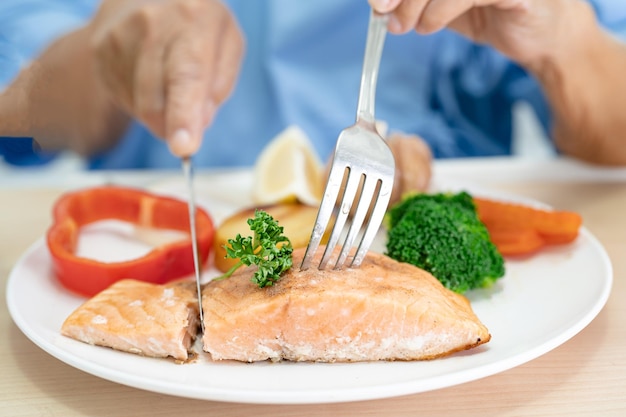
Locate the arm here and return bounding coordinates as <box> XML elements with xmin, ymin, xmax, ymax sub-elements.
<box><xmin>370</xmin><ymin>0</ymin><xmax>626</xmax><ymax>165</ymax></box>
<box><xmin>529</xmin><ymin>3</ymin><xmax>626</xmax><ymax>165</ymax></box>
<box><xmin>0</xmin><ymin>1</ymin><xmax>127</xmax><ymax>156</ymax></box>
<box><xmin>0</xmin><ymin>25</ymin><xmax>129</xmax><ymax>156</ymax></box>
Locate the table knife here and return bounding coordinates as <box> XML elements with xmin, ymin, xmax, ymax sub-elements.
<box><xmin>182</xmin><ymin>157</ymin><xmax>205</xmax><ymax>333</ymax></box>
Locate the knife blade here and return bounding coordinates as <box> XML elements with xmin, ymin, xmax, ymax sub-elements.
<box><xmin>182</xmin><ymin>156</ymin><xmax>205</xmax><ymax>333</ymax></box>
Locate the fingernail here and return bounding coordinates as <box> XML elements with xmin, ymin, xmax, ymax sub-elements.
<box><xmin>169</xmin><ymin>128</ymin><xmax>195</xmax><ymax>157</ymax></box>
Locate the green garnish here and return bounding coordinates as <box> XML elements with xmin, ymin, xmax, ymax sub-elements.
<box><xmin>216</xmin><ymin>209</ymin><xmax>293</xmax><ymax>288</ymax></box>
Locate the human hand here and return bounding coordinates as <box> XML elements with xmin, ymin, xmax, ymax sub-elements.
<box><xmin>368</xmin><ymin>0</ymin><xmax>580</xmax><ymax>69</ymax></box>
<box><xmin>323</xmin><ymin>132</ymin><xmax>432</xmax><ymax>213</ymax></box>
<box><xmin>89</xmin><ymin>0</ymin><xmax>244</xmax><ymax>157</ymax></box>
<box><xmin>386</xmin><ymin>132</ymin><xmax>432</xmax><ymax>204</ymax></box>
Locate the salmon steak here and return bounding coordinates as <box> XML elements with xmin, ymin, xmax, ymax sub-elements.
<box><xmin>61</xmin><ymin>279</ymin><xmax>199</xmax><ymax>361</ymax></box>
<box><xmin>202</xmin><ymin>247</ymin><xmax>491</xmax><ymax>362</ymax></box>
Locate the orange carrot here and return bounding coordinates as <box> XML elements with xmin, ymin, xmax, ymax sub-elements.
<box><xmin>473</xmin><ymin>197</ymin><xmax>582</xmax><ymax>256</ymax></box>
<box><xmin>486</xmin><ymin>227</ymin><xmax>545</xmax><ymax>256</ymax></box>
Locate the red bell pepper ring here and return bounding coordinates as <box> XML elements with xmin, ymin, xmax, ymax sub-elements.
<box><xmin>46</xmin><ymin>185</ymin><xmax>214</xmax><ymax>297</ymax></box>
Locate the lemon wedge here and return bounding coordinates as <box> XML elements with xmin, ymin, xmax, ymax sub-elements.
<box><xmin>252</xmin><ymin>125</ymin><xmax>324</xmax><ymax>206</ymax></box>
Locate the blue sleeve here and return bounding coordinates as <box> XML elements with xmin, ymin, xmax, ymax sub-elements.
<box><xmin>0</xmin><ymin>137</ymin><xmax>57</xmax><ymax>166</ymax></box>
<box><xmin>0</xmin><ymin>0</ymin><xmax>97</xmax><ymax>166</ymax></box>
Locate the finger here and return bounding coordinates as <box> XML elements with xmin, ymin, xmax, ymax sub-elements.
<box><xmin>130</xmin><ymin>3</ymin><xmax>174</xmax><ymax>139</ymax></box>
<box><xmin>133</xmin><ymin>42</ymin><xmax>166</xmax><ymax>138</ymax></box>
<box><xmin>211</xmin><ymin>17</ymin><xmax>245</xmax><ymax>107</ymax></box>
<box><xmin>163</xmin><ymin>34</ymin><xmax>214</xmax><ymax>157</ymax></box>
<box><xmin>389</xmin><ymin>0</ymin><xmax>429</xmax><ymax>34</ymax></box>
<box><xmin>386</xmin><ymin>133</ymin><xmax>433</xmax><ymax>204</ymax></box>
<box><xmin>418</xmin><ymin>0</ymin><xmax>508</xmax><ymax>34</ymax></box>
<box><xmin>198</xmin><ymin>18</ymin><xmax>244</xmax><ymax>128</ymax></box>
<box><xmin>368</xmin><ymin>0</ymin><xmax>403</xmax><ymax>13</ymax></box>
<box><xmin>418</xmin><ymin>0</ymin><xmax>474</xmax><ymax>33</ymax></box>
<box><xmin>92</xmin><ymin>34</ymin><xmax>135</xmax><ymax>113</ymax></box>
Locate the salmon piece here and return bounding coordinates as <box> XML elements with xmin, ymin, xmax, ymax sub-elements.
<box><xmin>202</xmin><ymin>247</ymin><xmax>490</xmax><ymax>362</ymax></box>
<box><xmin>61</xmin><ymin>279</ymin><xmax>199</xmax><ymax>361</ymax></box>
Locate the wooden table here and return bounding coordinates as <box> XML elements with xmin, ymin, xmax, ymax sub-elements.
<box><xmin>2</xmin><ymin>158</ymin><xmax>625</xmax><ymax>416</ymax></box>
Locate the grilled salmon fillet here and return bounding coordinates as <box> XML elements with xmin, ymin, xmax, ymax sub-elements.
<box><xmin>61</xmin><ymin>279</ymin><xmax>199</xmax><ymax>361</ymax></box>
<box><xmin>202</xmin><ymin>247</ymin><xmax>490</xmax><ymax>362</ymax></box>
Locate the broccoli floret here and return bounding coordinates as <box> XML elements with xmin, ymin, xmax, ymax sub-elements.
<box><xmin>384</xmin><ymin>191</ymin><xmax>505</xmax><ymax>293</ymax></box>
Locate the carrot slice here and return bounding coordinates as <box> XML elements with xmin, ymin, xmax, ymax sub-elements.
<box><xmin>473</xmin><ymin>197</ymin><xmax>582</xmax><ymax>256</ymax></box>
<box><xmin>486</xmin><ymin>227</ymin><xmax>545</xmax><ymax>256</ymax></box>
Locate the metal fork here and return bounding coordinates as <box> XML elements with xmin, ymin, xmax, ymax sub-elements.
<box><xmin>301</xmin><ymin>10</ymin><xmax>395</xmax><ymax>271</ymax></box>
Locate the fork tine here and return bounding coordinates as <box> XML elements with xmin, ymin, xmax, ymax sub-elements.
<box><xmin>319</xmin><ymin>166</ymin><xmax>363</xmax><ymax>269</ymax></box>
<box><xmin>300</xmin><ymin>163</ymin><xmax>344</xmax><ymax>271</ymax></box>
<box><xmin>351</xmin><ymin>177</ymin><xmax>393</xmax><ymax>267</ymax></box>
<box><xmin>334</xmin><ymin>174</ymin><xmax>379</xmax><ymax>268</ymax></box>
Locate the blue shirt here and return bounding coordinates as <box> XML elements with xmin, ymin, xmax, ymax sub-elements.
<box><xmin>1</xmin><ymin>0</ymin><xmax>626</xmax><ymax>169</ymax></box>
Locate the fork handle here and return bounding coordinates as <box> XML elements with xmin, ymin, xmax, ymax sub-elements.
<box><xmin>356</xmin><ymin>11</ymin><xmax>389</xmax><ymax>127</ymax></box>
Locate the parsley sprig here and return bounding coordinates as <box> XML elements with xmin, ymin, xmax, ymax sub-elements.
<box><xmin>216</xmin><ymin>210</ymin><xmax>293</xmax><ymax>288</ymax></box>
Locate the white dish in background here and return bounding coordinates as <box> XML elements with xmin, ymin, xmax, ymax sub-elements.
<box><xmin>6</xmin><ymin>174</ymin><xmax>613</xmax><ymax>404</ymax></box>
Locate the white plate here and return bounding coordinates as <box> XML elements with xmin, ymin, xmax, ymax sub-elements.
<box><xmin>6</xmin><ymin>173</ymin><xmax>613</xmax><ymax>404</ymax></box>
